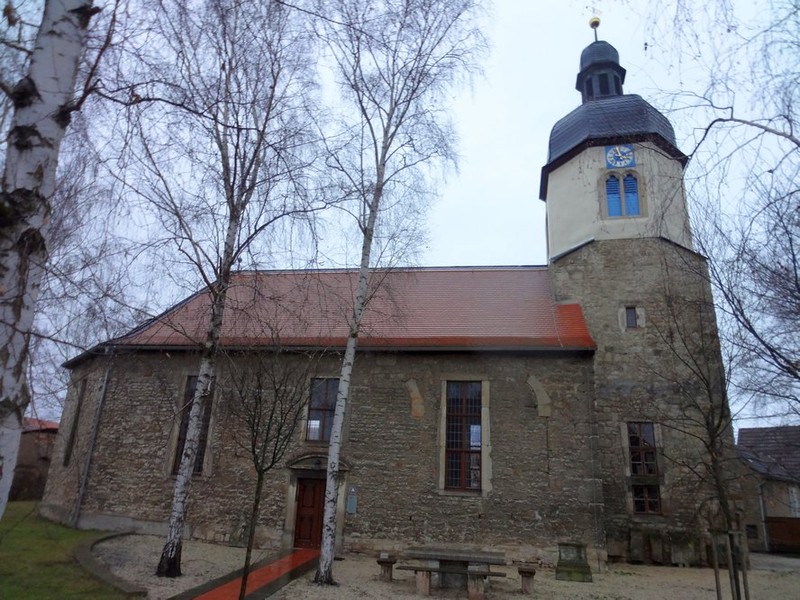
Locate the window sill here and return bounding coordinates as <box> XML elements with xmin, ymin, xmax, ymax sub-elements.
<box><xmin>437</xmin><ymin>488</ymin><xmax>484</xmax><ymax>498</ymax></box>
<box><xmin>629</xmin><ymin>513</ymin><xmax>667</xmax><ymax>523</ymax></box>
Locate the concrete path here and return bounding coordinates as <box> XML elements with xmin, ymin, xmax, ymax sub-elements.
<box><xmin>749</xmin><ymin>552</ymin><xmax>800</xmax><ymax>572</ymax></box>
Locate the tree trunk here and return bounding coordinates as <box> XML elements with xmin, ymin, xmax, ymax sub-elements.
<box><xmin>157</xmin><ymin>187</ymin><xmax>243</xmax><ymax>576</ymax></box>
<box><xmin>711</xmin><ymin>445</ymin><xmax>741</xmax><ymax>599</ymax></box>
<box><xmin>315</xmin><ymin>180</ymin><xmax>382</xmax><ymax>584</ymax></box>
<box><xmin>239</xmin><ymin>469</ymin><xmax>265</xmax><ymax>600</ymax></box>
<box><xmin>314</xmin><ymin>332</ymin><xmax>356</xmax><ymax>584</ymax></box>
<box><xmin>156</xmin><ymin>354</ymin><xmax>215</xmax><ymax>577</ymax></box>
<box><xmin>0</xmin><ymin>0</ymin><xmax>96</xmax><ymax>520</ymax></box>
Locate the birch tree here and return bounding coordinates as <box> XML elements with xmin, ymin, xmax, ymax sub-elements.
<box><xmin>102</xmin><ymin>0</ymin><xmax>319</xmax><ymax>577</ymax></box>
<box><xmin>0</xmin><ymin>0</ymin><xmax>101</xmax><ymax>520</ymax></box>
<box><xmin>28</xmin><ymin>117</ymin><xmax>148</xmax><ymax>421</ymax></box>
<box><xmin>304</xmin><ymin>0</ymin><xmax>486</xmax><ymax>583</ymax></box>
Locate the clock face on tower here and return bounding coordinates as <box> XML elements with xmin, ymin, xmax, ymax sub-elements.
<box><xmin>605</xmin><ymin>144</ymin><xmax>635</xmax><ymax>169</ymax></box>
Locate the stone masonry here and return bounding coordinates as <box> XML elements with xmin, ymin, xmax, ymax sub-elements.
<box><xmin>43</xmin><ymin>347</ymin><xmax>603</xmax><ymax>564</ymax></box>
<box><xmin>551</xmin><ymin>237</ymin><xmax>732</xmax><ymax>563</ymax></box>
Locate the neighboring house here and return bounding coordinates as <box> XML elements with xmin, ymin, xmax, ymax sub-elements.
<box><xmin>10</xmin><ymin>418</ymin><xmax>59</xmax><ymax>501</ymax></box>
<box><xmin>42</xmin><ymin>37</ymin><xmax>732</xmax><ymax>566</ymax></box>
<box><xmin>738</xmin><ymin>426</ymin><xmax>800</xmax><ymax>553</ymax></box>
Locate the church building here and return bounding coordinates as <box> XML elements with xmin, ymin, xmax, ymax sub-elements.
<box><xmin>42</xmin><ymin>35</ymin><xmax>731</xmax><ymax>566</ymax></box>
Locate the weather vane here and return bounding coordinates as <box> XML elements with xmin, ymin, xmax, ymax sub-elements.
<box><xmin>589</xmin><ymin>16</ymin><xmax>601</xmax><ymax>42</ymax></box>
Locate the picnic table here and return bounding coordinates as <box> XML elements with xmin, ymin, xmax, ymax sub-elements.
<box><xmin>397</xmin><ymin>545</ymin><xmax>507</xmax><ymax>599</ymax></box>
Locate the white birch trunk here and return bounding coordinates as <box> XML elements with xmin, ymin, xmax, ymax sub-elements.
<box><xmin>156</xmin><ymin>353</ymin><xmax>216</xmax><ymax>577</ymax></box>
<box><xmin>157</xmin><ymin>198</ymin><xmax>243</xmax><ymax>576</ymax></box>
<box><xmin>313</xmin><ymin>0</ymin><xmax>480</xmax><ymax>582</ymax></box>
<box><xmin>316</xmin><ymin>176</ymin><xmax>383</xmax><ymax>583</ymax></box>
<box><xmin>0</xmin><ymin>0</ymin><xmax>96</xmax><ymax>520</ymax></box>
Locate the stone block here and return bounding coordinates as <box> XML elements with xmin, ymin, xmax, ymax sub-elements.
<box><xmin>555</xmin><ymin>542</ymin><xmax>592</xmax><ymax>582</ymax></box>
<box><xmin>517</xmin><ymin>564</ymin><xmax>536</xmax><ymax>594</ymax></box>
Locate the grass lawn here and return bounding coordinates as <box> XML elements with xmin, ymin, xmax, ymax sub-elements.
<box><xmin>0</xmin><ymin>501</ymin><xmax>128</xmax><ymax>599</ymax></box>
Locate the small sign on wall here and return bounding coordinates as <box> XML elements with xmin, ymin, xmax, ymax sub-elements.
<box><xmin>346</xmin><ymin>485</ymin><xmax>358</xmax><ymax>514</ymax></box>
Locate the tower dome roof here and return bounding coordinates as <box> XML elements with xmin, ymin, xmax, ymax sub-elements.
<box><xmin>540</xmin><ymin>37</ymin><xmax>687</xmax><ymax>200</ymax></box>
<box><xmin>547</xmin><ymin>94</ymin><xmax>679</xmax><ymax>165</ymax></box>
<box><xmin>579</xmin><ymin>40</ymin><xmax>620</xmax><ymax>72</ymax></box>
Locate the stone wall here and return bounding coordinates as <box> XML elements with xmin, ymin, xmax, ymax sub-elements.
<box><xmin>42</xmin><ymin>347</ymin><xmax>603</xmax><ymax>563</ymax></box>
<box><xmin>551</xmin><ymin>237</ymin><xmax>734</xmax><ymax>564</ymax></box>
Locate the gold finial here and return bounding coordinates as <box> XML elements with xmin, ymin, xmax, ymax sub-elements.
<box><xmin>589</xmin><ymin>16</ymin><xmax>600</xmax><ymax>42</ymax></box>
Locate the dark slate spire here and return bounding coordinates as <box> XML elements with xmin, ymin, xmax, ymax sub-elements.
<box><xmin>575</xmin><ymin>41</ymin><xmax>626</xmax><ymax>102</ymax></box>
<box><xmin>539</xmin><ymin>23</ymin><xmax>687</xmax><ymax>200</ymax></box>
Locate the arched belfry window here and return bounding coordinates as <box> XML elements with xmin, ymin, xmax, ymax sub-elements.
<box><xmin>606</xmin><ymin>175</ymin><xmax>622</xmax><ymax>217</ymax></box>
<box><xmin>623</xmin><ymin>174</ymin><xmax>640</xmax><ymax>216</ymax></box>
<box><xmin>606</xmin><ymin>172</ymin><xmax>641</xmax><ymax>218</ymax></box>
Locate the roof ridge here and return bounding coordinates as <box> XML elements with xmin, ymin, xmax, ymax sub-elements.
<box><xmin>230</xmin><ymin>265</ymin><xmax>549</xmax><ymax>276</ymax></box>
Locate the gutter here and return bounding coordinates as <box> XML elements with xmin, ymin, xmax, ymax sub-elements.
<box><xmin>758</xmin><ymin>480</ymin><xmax>769</xmax><ymax>552</ymax></box>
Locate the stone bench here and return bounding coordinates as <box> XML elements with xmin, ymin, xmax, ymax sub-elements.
<box><xmin>396</xmin><ymin>564</ymin><xmax>506</xmax><ymax>599</ymax></box>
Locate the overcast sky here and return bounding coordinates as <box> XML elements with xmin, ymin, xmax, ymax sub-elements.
<box><xmin>422</xmin><ymin>1</ymin><xmax>692</xmax><ymax>267</ymax></box>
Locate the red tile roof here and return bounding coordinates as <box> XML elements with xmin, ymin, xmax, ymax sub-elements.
<box><xmin>109</xmin><ymin>267</ymin><xmax>595</xmax><ymax>353</ymax></box>
<box><xmin>23</xmin><ymin>417</ymin><xmax>59</xmax><ymax>432</ymax></box>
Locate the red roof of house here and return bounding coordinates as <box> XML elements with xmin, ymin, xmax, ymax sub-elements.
<box><xmin>104</xmin><ymin>267</ymin><xmax>595</xmax><ymax>354</ymax></box>
<box><xmin>23</xmin><ymin>418</ymin><xmax>59</xmax><ymax>432</ymax></box>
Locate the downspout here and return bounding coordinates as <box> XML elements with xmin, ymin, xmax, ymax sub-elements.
<box><xmin>589</xmin><ymin>382</ymin><xmax>606</xmax><ymax>571</ymax></box>
<box><xmin>757</xmin><ymin>481</ymin><xmax>768</xmax><ymax>552</ymax></box>
<box><xmin>69</xmin><ymin>359</ymin><xmax>112</xmax><ymax>528</ymax></box>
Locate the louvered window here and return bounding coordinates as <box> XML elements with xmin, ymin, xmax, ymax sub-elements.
<box><xmin>624</xmin><ymin>174</ymin><xmax>640</xmax><ymax>215</ymax></box>
<box><xmin>606</xmin><ymin>173</ymin><xmax>641</xmax><ymax>218</ymax></box>
<box><xmin>606</xmin><ymin>175</ymin><xmax>622</xmax><ymax>216</ymax></box>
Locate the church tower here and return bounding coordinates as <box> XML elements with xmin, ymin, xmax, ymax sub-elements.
<box><xmin>540</xmin><ymin>35</ymin><xmax>691</xmax><ymax>259</ymax></box>
<box><xmin>541</xmin><ymin>25</ymin><xmax>732</xmax><ymax>564</ymax></box>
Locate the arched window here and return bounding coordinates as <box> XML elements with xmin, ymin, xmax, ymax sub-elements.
<box><xmin>623</xmin><ymin>174</ymin><xmax>640</xmax><ymax>216</ymax></box>
<box><xmin>606</xmin><ymin>172</ymin><xmax>641</xmax><ymax>218</ymax></box>
<box><xmin>606</xmin><ymin>175</ymin><xmax>622</xmax><ymax>217</ymax></box>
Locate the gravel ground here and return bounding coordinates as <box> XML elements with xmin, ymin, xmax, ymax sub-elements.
<box><xmin>94</xmin><ymin>534</ymin><xmax>252</xmax><ymax>599</ymax></box>
<box><xmin>93</xmin><ymin>535</ymin><xmax>800</xmax><ymax>600</ymax></box>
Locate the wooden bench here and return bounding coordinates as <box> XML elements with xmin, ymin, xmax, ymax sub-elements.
<box><xmin>396</xmin><ymin>564</ymin><xmax>506</xmax><ymax>599</ymax></box>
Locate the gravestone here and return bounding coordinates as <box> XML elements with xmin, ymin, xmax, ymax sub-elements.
<box><xmin>555</xmin><ymin>542</ymin><xmax>592</xmax><ymax>582</ymax></box>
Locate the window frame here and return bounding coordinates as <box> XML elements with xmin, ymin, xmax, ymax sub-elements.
<box><xmin>625</xmin><ymin>306</ymin><xmax>639</xmax><ymax>329</ymax></box>
<box><xmin>625</xmin><ymin>421</ymin><xmax>663</xmax><ymax>515</ymax></box>
<box><xmin>790</xmin><ymin>485</ymin><xmax>800</xmax><ymax>518</ymax></box>
<box><xmin>438</xmin><ymin>377</ymin><xmax>492</xmax><ymax>496</ymax></box>
<box><xmin>305</xmin><ymin>377</ymin><xmax>339</xmax><ymax>443</ymax></box>
<box><xmin>604</xmin><ymin>170</ymin><xmax>643</xmax><ymax>219</ymax></box>
<box><xmin>444</xmin><ymin>381</ymin><xmax>483</xmax><ymax>492</ymax></box>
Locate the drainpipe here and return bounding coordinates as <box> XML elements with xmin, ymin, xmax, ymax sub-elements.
<box><xmin>757</xmin><ymin>481</ymin><xmax>768</xmax><ymax>552</ymax></box>
<box><xmin>589</xmin><ymin>397</ymin><xmax>606</xmax><ymax>571</ymax></box>
<box><xmin>70</xmin><ymin>361</ymin><xmax>112</xmax><ymax>528</ymax></box>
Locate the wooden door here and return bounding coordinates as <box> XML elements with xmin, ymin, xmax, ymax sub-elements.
<box><xmin>294</xmin><ymin>478</ymin><xmax>325</xmax><ymax>548</ymax></box>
